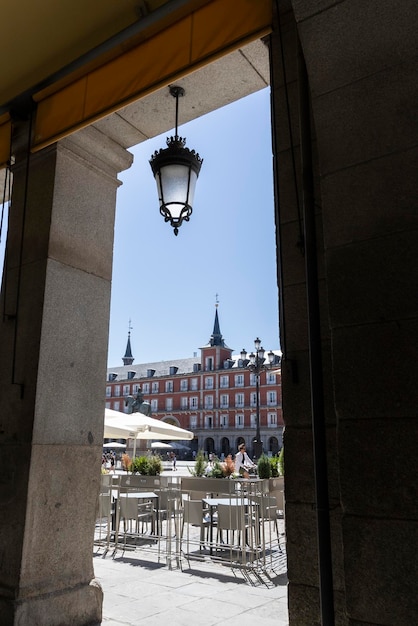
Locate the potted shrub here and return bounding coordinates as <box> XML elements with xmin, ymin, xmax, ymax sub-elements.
<box><xmin>188</xmin><ymin>449</ymin><xmax>207</xmax><ymax>477</ymax></box>
<box><xmin>257</xmin><ymin>454</ymin><xmax>271</xmax><ymax>479</ymax></box>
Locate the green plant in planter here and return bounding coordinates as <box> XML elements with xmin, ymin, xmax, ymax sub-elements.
<box><xmin>188</xmin><ymin>449</ymin><xmax>207</xmax><ymax>477</ymax></box>
<box><xmin>209</xmin><ymin>458</ymin><xmax>225</xmax><ymax>478</ymax></box>
<box><xmin>269</xmin><ymin>455</ymin><xmax>280</xmax><ymax>477</ymax></box>
<box><xmin>130</xmin><ymin>454</ymin><xmax>163</xmax><ymax>475</ymax></box>
<box><xmin>278</xmin><ymin>447</ymin><xmax>284</xmax><ymax>476</ymax></box>
<box><xmin>131</xmin><ymin>455</ymin><xmax>149</xmax><ymax>475</ymax></box>
<box><xmin>257</xmin><ymin>454</ymin><xmax>272</xmax><ymax>479</ymax></box>
<box><xmin>147</xmin><ymin>454</ymin><xmax>163</xmax><ymax>475</ymax></box>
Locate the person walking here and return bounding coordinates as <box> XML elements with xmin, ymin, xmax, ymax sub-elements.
<box><xmin>171</xmin><ymin>452</ymin><xmax>177</xmax><ymax>471</ymax></box>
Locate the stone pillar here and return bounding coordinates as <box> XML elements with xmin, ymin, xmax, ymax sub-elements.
<box><xmin>0</xmin><ymin>123</ymin><xmax>132</xmax><ymax>625</ymax></box>
<box><xmin>271</xmin><ymin>1</ymin><xmax>418</xmax><ymax>624</ymax></box>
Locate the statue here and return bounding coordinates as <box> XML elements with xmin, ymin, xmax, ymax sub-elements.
<box><xmin>125</xmin><ymin>387</ymin><xmax>152</xmax><ymax>416</ymax></box>
<box><xmin>125</xmin><ymin>388</ymin><xmax>144</xmax><ymax>413</ymax></box>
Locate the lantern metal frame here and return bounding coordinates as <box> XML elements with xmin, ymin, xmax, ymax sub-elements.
<box><xmin>149</xmin><ymin>86</ymin><xmax>203</xmax><ymax>235</ymax></box>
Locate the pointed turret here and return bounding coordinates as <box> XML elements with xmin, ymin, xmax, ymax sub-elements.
<box><xmin>209</xmin><ymin>307</ymin><xmax>225</xmax><ymax>347</ymax></box>
<box><xmin>122</xmin><ymin>331</ymin><xmax>134</xmax><ymax>366</ymax></box>
<box><xmin>200</xmin><ymin>299</ymin><xmax>233</xmax><ymax>370</ymax></box>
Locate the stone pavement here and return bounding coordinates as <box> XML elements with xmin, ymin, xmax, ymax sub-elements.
<box><xmin>93</xmin><ymin>549</ymin><xmax>289</xmax><ymax>626</ymax></box>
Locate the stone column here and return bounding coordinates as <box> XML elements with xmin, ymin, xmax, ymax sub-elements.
<box><xmin>0</xmin><ymin>123</ymin><xmax>133</xmax><ymax>625</ymax></box>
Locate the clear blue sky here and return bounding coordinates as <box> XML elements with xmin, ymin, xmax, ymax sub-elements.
<box><xmin>108</xmin><ymin>87</ymin><xmax>280</xmax><ymax>366</ymax></box>
<box><xmin>0</xmin><ymin>87</ymin><xmax>280</xmax><ymax>366</ymax></box>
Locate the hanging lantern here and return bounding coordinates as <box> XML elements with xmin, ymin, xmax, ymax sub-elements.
<box><xmin>150</xmin><ymin>86</ymin><xmax>203</xmax><ymax>235</ymax></box>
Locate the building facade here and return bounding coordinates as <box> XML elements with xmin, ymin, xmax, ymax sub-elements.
<box><xmin>105</xmin><ymin>308</ymin><xmax>282</xmax><ymax>459</ymax></box>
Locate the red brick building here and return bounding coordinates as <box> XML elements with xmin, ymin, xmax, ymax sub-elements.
<box><xmin>105</xmin><ymin>308</ymin><xmax>282</xmax><ymax>459</ymax></box>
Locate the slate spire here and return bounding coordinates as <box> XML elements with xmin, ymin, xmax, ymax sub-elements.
<box><xmin>122</xmin><ymin>320</ymin><xmax>134</xmax><ymax>365</ymax></box>
<box><xmin>209</xmin><ymin>297</ymin><xmax>225</xmax><ymax>347</ymax></box>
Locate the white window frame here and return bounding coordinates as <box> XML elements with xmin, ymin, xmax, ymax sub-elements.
<box><xmin>180</xmin><ymin>379</ymin><xmax>188</xmax><ymax>391</ymax></box>
<box><xmin>220</xmin><ymin>414</ymin><xmax>229</xmax><ymax>428</ymax></box>
<box><xmin>190</xmin><ymin>396</ymin><xmax>198</xmax><ymax>409</ymax></box>
<box><xmin>250</xmin><ymin>391</ymin><xmax>257</xmax><ymax>407</ymax></box>
<box><xmin>235</xmin><ymin>393</ymin><xmax>244</xmax><ymax>408</ymax></box>
<box><xmin>220</xmin><ymin>375</ymin><xmax>229</xmax><ymax>388</ymax></box>
<box><xmin>106</xmin><ymin>386</ymin><xmax>111</xmax><ymax>398</ymax></box>
<box><xmin>190</xmin><ymin>415</ymin><xmax>197</xmax><ymax>429</ymax></box>
<box><xmin>151</xmin><ymin>399</ymin><xmax>158</xmax><ymax>411</ymax></box>
<box><xmin>191</xmin><ymin>378</ymin><xmax>198</xmax><ymax>391</ymax></box>
<box><xmin>166</xmin><ymin>398</ymin><xmax>173</xmax><ymax>411</ymax></box>
<box><xmin>250</xmin><ymin>413</ymin><xmax>257</xmax><ymax>428</ymax></box>
<box><xmin>268</xmin><ymin>412</ymin><xmax>277</xmax><ymax>427</ymax></box>
<box><xmin>165</xmin><ymin>380</ymin><xmax>173</xmax><ymax>392</ymax></box>
<box><xmin>151</xmin><ymin>382</ymin><xmax>159</xmax><ymax>393</ymax></box>
<box><xmin>181</xmin><ymin>397</ymin><xmax>188</xmax><ymax>409</ymax></box>
<box><xmin>267</xmin><ymin>372</ymin><xmax>277</xmax><ymax>385</ymax></box>
<box><xmin>114</xmin><ymin>401</ymin><xmax>120</xmax><ymax>411</ymax></box>
<box><xmin>123</xmin><ymin>384</ymin><xmax>130</xmax><ymax>395</ymax></box>
<box><xmin>235</xmin><ymin>374</ymin><xmax>244</xmax><ymax>387</ymax></box>
<box><xmin>235</xmin><ymin>414</ymin><xmax>244</xmax><ymax>428</ymax></box>
<box><xmin>220</xmin><ymin>394</ymin><xmax>229</xmax><ymax>408</ymax></box>
<box><xmin>267</xmin><ymin>391</ymin><xmax>277</xmax><ymax>406</ymax></box>
<box><xmin>205</xmin><ymin>376</ymin><xmax>214</xmax><ymax>390</ymax></box>
<box><xmin>114</xmin><ymin>385</ymin><xmax>120</xmax><ymax>397</ymax></box>
<box><xmin>142</xmin><ymin>383</ymin><xmax>150</xmax><ymax>394</ymax></box>
<box><xmin>205</xmin><ymin>415</ymin><xmax>213</xmax><ymax>428</ymax></box>
<box><xmin>204</xmin><ymin>395</ymin><xmax>213</xmax><ymax>409</ymax></box>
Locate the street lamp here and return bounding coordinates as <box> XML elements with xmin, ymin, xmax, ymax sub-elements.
<box><xmin>149</xmin><ymin>85</ymin><xmax>203</xmax><ymax>235</ymax></box>
<box><xmin>241</xmin><ymin>338</ymin><xmax>276</xmax><ymax>460</ymax></box>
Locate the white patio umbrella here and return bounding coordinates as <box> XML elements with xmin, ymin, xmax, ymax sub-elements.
<box><xmin>103</xmin><ymin>441</ymin><xmax>126</xmax><ymax>448</ymax></box>
<box><xmin>104</xmin><ymin>408</ymin><xmax>194</xmax><ymax>457</ymax></box>
<box><xmin>151</xmin><ymin>441</ymin><xmax>173</xmax><ymax>449</ymax></box>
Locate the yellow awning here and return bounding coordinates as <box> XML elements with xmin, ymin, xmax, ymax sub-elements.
<box><xmin>33</xmin><ymin>0</ymin><xmax>272</xmax><ymax>150</ymax></box>
<box><xmin>0</xmin><ymin>0</ymin><xmax>272</xmax><ymax>168</ymax></box>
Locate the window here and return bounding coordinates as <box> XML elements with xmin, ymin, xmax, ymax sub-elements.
<box><xmin>220</xmin><ymin>375</ymin><xmax>229</xmax><ymax>388</ymax></box>
<box><xmin>181</xmin><ymin>397</ymin><xmax>188</xmax><ymax>409</ymax></box>
<box><xmin>190</xmin><ymin>415</ymin><xmax>197</xmax><ymax>429</ymax></box>
<box><xmin>205</xmin><ymin>357</ymin><xmax>213</xmax><ymax>371</ymax></box>
<box><xmin>204</xmin><ymin>395</ymin><xmax>213</xmax><ymax>409</ymax></box>
<box><xmin>133</xmin><ymin>384</ymin><xmax>140</xmax><ymax>393</ymax></box>
<box><xmin>166</xmin><ymin>398</ymin><xmax>173</xmax><ymax>411</ymax></box>
<box><xmin>165</xmin><ymin>380</ymin><xmax>173</xmax><ymax>392</ymax></box>
<box><xmin>190</xmin><ymin>397</ymin><xmax>198</xmax><ymax>409</ymax></box>
<box><xmin>250</xmin><ymin>392</ymin><xmax>257</xmax><ymax>407</ymax></box>
<box><xmin>267</xmin><ymin>391</ymin><xmax>277</xmax><ymax>406</ymax></box>
<box><xmin>235</xmin><ymin>392</ymin><xmax>244</xmax><ymax>408</ymax></box>
<box><xmin>205</xmin><ymin>415</ymin><xmax>213</xmax><ymax>428</ymax></box>
<box><xmin>205</xmin><ymin>376</ymin><xmax>214</xmax><ymax>390</ymax></box>
<box><xmin>142</xmin><ymin>383</ymin><xmax>150</xmax><ymax>394</ymax></box>
<box><xmin>123</xmin><ymin>384</ymin><xmax>130</xmax><ymax>395</ymax></box>
<box><xmin>180</xmin><ymin>379</ymin><xmax>188</xmax><ymax>391</ymax></box>
<box><xmin>106</xmin><ymin>386</ymin><xmax>111</xmax><ymax>398</ymax></box>
<box><xmin>151</xmin><ymin>382</ymin><xmax>159</xmax><ymax>393</ymax></box>
<box><xmin>114</xmin><ymin>401</ymin><xmax>120</xmax><ymax>411</ymax></box>
<box><xmin>220</xmin><ymin>414</ymin><xmax>229</xmax><ymax>428</ymax></box>
<box><xmin>151</xmin><ymin>399</ymin><xmax>158</xmax><ymax>411</ymax></box>
<box><xmin>105</xmin><ymin>401</ymin><xmax>111</xmax><ymax>409</ymax></box>
<box><xmin>220</xmin><ymin>394</ymin><xmax>229</xmax><ymax>408</ymax></box>
<box><xmin>235</xmin><ymin>374</ymin><xmax>244</xmax><ymax>387</ymax></box>
<box><xmin>250</xmin><ymin>413</ymin><xmax>257</xmax><ymax>428</ymax></box>
<box><xmin>267</xmin><ymin>372</ymin><xmax>277</xmax><ymax>385</ymax></box>
<box><xmin>191</xmin><ymin>378</ymin><xmax>198</xmax><ymax>391</ymax></box>
<box><xmin>250</xmin><ymin>373</ymin><xmax>257</xmax><ymax>386</ymax></box>
<box><xmin>114</xmin><ymin>385</ymin><xmax>120</xmax><ymax>397</ymax></box>
<box><xmin>268</xmin><ymin>413</ymin><xmax>277</xmax><ymax>427</ymax></box>
<box><xmin>235</xmin><ymin>414</ymin><xmax>244</xmax><ymax>428</ymax></box>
